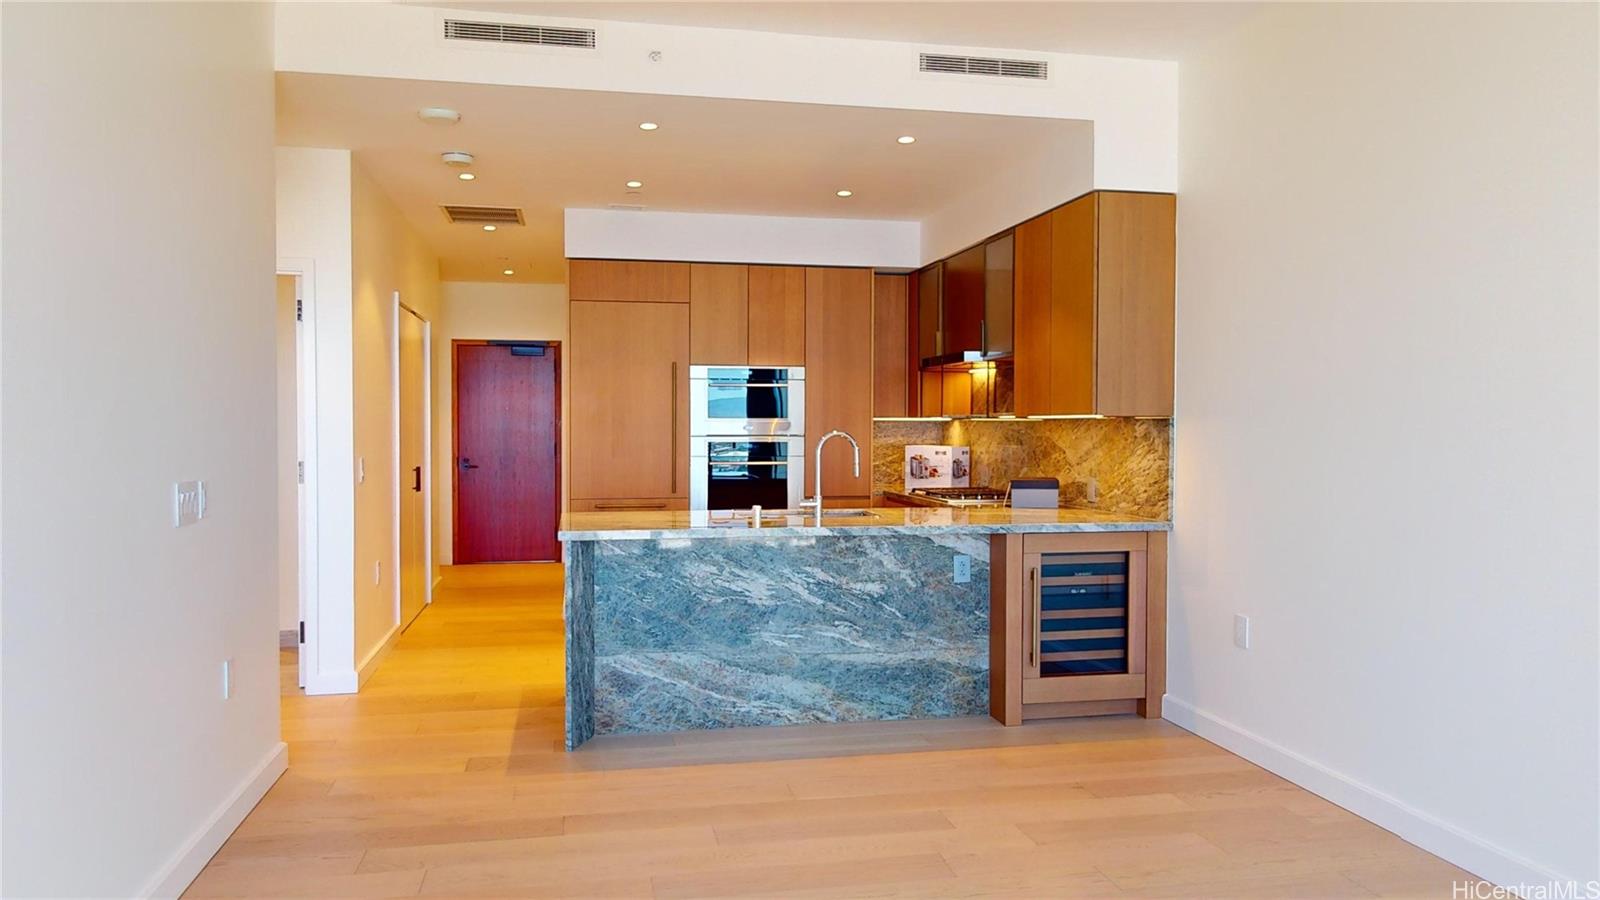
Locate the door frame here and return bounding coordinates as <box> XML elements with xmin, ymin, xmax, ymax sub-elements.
<box><xmin>276</xmin><ymin>258</ymin><xmax>320</xmax><ymax>691</ymax></box>
<box><xmin>451</xmin><ymin>339</ymin><xmax>563</xmax><ymax>563</ymax></box>
<box><xmin>393</xmin><ymin>295</ymin><xmax>433</xmax><ymax>632</ymax></box>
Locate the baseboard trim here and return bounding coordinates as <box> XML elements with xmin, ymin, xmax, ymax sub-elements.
<box><xmin>356</xmin><ymin>621</ymin><xmax>402</xmax><ymax>688</ymax></box>
<box><xmin>305</xmin><ymin>669</ymin><xmax>357</xmax><ymax>695</ymax></box>
<box><xmin>1162</xmin><ymin>696</ymin><xmax>1567</xmax><ymax>889</ymax></box>
<box><xmin>140</xmin><ymin>741</ymin><xmax>288</xmax><ymax>899</ymax></box>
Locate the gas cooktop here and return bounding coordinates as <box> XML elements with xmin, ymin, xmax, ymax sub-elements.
<box><xmin>909</xmin><ymin>486</ymin><xmax>1007</xmax><ymax>507</ymax></box>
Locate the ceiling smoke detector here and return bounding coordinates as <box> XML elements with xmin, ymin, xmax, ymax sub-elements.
<box><xmin>441</xmin><ymin>151</ymin><xmax>475</xmax><ymax>168</ymax></box>
<box><xmin>418</xmin><ymin>107</ymin><xmax>461</xmax><ymax>124</ymax></box>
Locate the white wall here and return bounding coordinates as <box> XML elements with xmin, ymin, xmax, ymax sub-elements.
<box><xmin>919</xmin><ymin>119</ymin><xmax>1095</xmax><ymax>261</ymax></box>
<box><xmin>564</xmin><ymin>209</ymin><xmax>921</xmax><ymax>269</ymax></box>
<box><xmin>276</xmin><ymin>147</ymin><xmax>358</xmax><ymax>692</ymax></box>
<box><xmin>1</xmin><ymin>4</ymin><xmax>283</xmax><ymax>896</ymax></box>
<box><xmin>350</xmin><ymin>161</ymin><xmax>440</xmax><ymax>671</ymax></box>
<box><xmin>1170</xmin><ymin>2</ymin><xmax>1599</xmax><ymax>887</ymax></box>
<box><xmin>434</xmin><ymin>282</ymin><xmax>569</xmax><ymax>568</ymax></box>
<box><xmin>275</xmin><ymin>2</ymin><xmax>1177</xmax><ymax>194</ymax></box>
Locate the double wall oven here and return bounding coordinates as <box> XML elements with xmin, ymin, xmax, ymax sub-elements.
<box><xmin>689</xmin><ymin>366</ymin><xmax>805</xmax><ymax>510</ymax></box>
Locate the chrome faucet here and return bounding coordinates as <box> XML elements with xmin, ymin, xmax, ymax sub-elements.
<box><xmin>799</xmin><ymin>429</ymin><xmax>860</xmax><ymax>526</ymax></box>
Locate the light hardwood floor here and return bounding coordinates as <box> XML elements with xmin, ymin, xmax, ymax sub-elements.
<box><xmin>189</xmin><ymin>564</ymin><xmax>1474</xmax><ymax>898</ymax></box>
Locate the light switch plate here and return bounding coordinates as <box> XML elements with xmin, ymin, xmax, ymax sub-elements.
<box><xmin>174</xmin><ymin>480</ymin><xmax>205</xmax><ymax>527</ymax></box>
<box><xmin>953</xmin><ymin>554</ymin><xmax>971</xmax><ymax>584</ymax></box>
<box><xmin>221</xmin><ymin>658</ymin><xmax>233</xmax><ymax>699</ymax></box>
<box><xmin>1234</xmin><ymin>614</ymin><xmax>1251</xmax><ymax>649</ymax></box>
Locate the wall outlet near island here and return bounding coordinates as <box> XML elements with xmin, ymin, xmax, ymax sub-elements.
<box><xmin>173</xmin><ymin>480</ymin><xmax>206</xmax><ymax>527</ymax></box>
<box><xmin>1234</xmin><ymin>614</ymin><xmax>1251</xmax><ymax>649</ymax></box>
<box><xmin>953</xmin><ymin>554</ymin><xmax>971</xmax><ymax>584</ymax></box>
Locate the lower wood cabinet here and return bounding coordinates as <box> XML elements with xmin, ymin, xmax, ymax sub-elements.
<box><xmin>990</xmin><ymin>531</ymin><xmax>1167</xmax><ymax>724</ymax></box>
<box><xmin>569</xmin><ymin>300</ymin><xmax>689</xmax><ymax>504</ymax></box>
<box><xmin>569</xmin><ymin>498</ymin><xmax>689</xmax><ymax>512</ymax></box>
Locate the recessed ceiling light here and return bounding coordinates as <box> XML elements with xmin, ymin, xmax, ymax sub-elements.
<box><xmin>638</xmin><ymin>122</ymin><xmax>659</xmax><ymax>131</ymax></box>
<box><xmin>503</xmin><ymin>268</ymin><xmax>515</xmax><ymax>276</ymax></box>
<box><xmin>458</xmin><ymin>172</ymin><xmax>476</xmax><ymax>181</ymax></box>
<box><xmin>482</xmin><ymin>225</ymin><xmax>497</xmax><ymax>232</ymax></box>
<box><xmin>897</xmin><ymin>135</ymin><xmax>916</xmax><ymax>144</ymax></box>
<box><xmin>440</xmin><ymin>151</ymin><xmax>474</xmax><ymax>167</ymax></box>
<box><xmin>626</xmin><ymin>180</ymin><xmax>643</xmax><ymax>189</ymax></box>
<box><xmin>836</xmin><ymin>189</ymin><xmax>853</xmax><ymax>198</ymax></box>
<box><xmin>418</xmin><ymin>107</ymin><xmax>461</xmax><ymax>124</ymax></box>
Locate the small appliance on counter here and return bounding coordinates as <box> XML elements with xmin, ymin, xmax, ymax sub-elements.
<box><xmin>1007</xmin><ymin>477</ymin><xmax>1061</xmax><ymax>509</ymax></box>
<box><xmin>903</xmin><ymin>445</ymin><xmax>970</xmax><ymax>490</ymax></box>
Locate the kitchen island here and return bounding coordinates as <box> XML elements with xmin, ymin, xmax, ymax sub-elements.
<box><xmin>560</xmin><ymin>507</ymin><xmax>1169</xmax><ymax>749</ymax></box>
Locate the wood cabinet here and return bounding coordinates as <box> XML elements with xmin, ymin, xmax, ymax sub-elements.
<box><xmin>747</xmin><ymin>266</ymin><xmax>806</xmax><ymax>366</ymax></box>
<box><xmin>804</xmin><ymin>267</ymin><xmax>874</xmax><ymax>499</ymax></box>
<box><xmin>942</xmin><ymin>244</ymin><xmax>986</xmax><ymax>356</ymax></box>
<box><xmin>990</xmin><ymin>531</ymin><xmax>1167</xmax><ymax>724</ymax></box>
<box><xmin>568</xmin><ymin>300</ymin><xmax>689</xmax><ymax>505</ymax></box>
<box><xmin>686</xmin><ymin>264</ymin><xmax>806</xmax><ymax>366</ymax></box>
<box><xmin>568</xmin><ymin>259</ymin><xmax>691</xmax><ymax>303</ymax></box>
<box><xmin>1014</xmin><ymin>192</ymin><xmax>1175</xmax><ymax>417</ymax></box>
<box><xmin>688</xmin><ymin>264</ymin><xmax>749</xmax><ymax>364</ymax></box>
<box><xmin>872</xmin><ymin>274</ymin><xmax>909</xmax><ymax>418</ymax></box>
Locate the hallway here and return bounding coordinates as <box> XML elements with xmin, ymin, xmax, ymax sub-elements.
<box><xmin>187</xmin><ymin>567</ymin><xmax>1471</xmax><ymax>898</ymax></box>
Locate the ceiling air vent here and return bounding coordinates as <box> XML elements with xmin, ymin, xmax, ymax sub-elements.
<box><xmin>443</xmin><ymin>18</ymin><xmax>597</xmax><ymax>49</ymax></box>
<box><xmin>919</xmin><ymin>52</ymin><xmax>1048</xmax><ymax>80</ymax></box>
<box><xmin>441</xmin><ymin>205</ymin><xmax>525</xmax><ymax>225</ymax></box>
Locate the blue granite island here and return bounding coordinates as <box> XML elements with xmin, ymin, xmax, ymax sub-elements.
<box><xmin>560</xmin><ymin>506</ymin><xmax>1169</xmax><ymax>749</ymax></box>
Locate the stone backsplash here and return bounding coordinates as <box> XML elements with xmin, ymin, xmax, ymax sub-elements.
<box><xmin>872</xmin><ymin>418</ymin><xmax>1171</xmax><ymax>521</ymax></box>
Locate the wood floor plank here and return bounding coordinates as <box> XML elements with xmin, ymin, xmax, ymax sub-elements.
<box><xmin>185</xmin><ymin>564</ymin><xmax>1479</xmax><ymax>900</ymax></box>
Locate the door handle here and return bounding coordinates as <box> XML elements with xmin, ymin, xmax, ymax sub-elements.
<box><xmin>412</xmin><ymin>466</ymin><xmax>422</xmax><ymax>492</ymax></box>
<box><xmin>670</xmin><ymin>360</ymin><xmax>679</xmax><ymax>494</ymax></box>
<box><xmin>1029</xmin><ymin>565</ymin><xmax>1040</xmax><ymax>669</ymax></box>
<box><xmin>459</xmin><ymin>458</ymin><xmax>479</xmax><ymax>470</ymax></box>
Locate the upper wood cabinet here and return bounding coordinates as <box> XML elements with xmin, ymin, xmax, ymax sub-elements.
<box><xmin>569</xmin><ymin>300</ymin><xmax>689</xmax><ymax>503</ymax></box>
<box><xmin>872</xmin><ymin>274</ymin><xmax>909</xmax><ymax>418</ymax></box>
<box><xmin>942</xmin><ymin>244</ymin><xmax>985</xmax><ymax>356</ymax></box>
<box><xmin>569</xmin><ymin>260</ymin><xmax>691</xmax><ymax>303</ymax></box>
<box><xmin>804</xmin><ymin>267</ymin><xmax>874</xmax><ymax>499</ymax></box>
<box><xmin>688</xmin><ymin>264</ymin><xmax>749</xmax><ymax>364</ymax></box>
<box><xmin>747</xmin><ymin>266</ymin><xmax>806</xmax><ymax>366</ymax></box>
<box><xmin>1014</xmin><ymin>191</ymin><xmax>1175</xmax><ymax>417</ymax></box>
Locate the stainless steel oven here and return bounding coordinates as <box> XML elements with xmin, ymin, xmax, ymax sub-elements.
<box><xmin>689</xmin><ymin>366</ymin><xmax>804</xmax><ymax>437</ymax></box>
<box><xmin>689</xmin><ymin>435</ymin><xmax>805</xmax><ymax>511</ymax></box>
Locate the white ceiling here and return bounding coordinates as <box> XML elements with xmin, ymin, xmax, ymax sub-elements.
<box><xmin>412</xmin><ymin>1</ymin><xmax>1261</xmax><ymax>61</ymax></box>
<box><xmin>275</xmin><ymin>73</ymin><xmax>1091</xmax><ymax>282</ymax></box>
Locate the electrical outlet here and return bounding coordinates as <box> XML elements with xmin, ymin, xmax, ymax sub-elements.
<box><xmin>221</xmin><ymin>658</ymin><xmax>233</xmax><ymax>699</ymax></box>
<box><xmin>1084</xmin><ymin>478</ymin><xmax>1099</xmax><ymax>504</ymax></box>
<box><xmin>374</xmin><ymin>560</ymin><xmax>381</xmax><ymax>585</ymax></box>
<box><xmin>357</xmin><ymin>456</ymin><xmax>366</xmax><ymax>484</ymax></box>
<box><xmin>174</xmin><ymin>480</ymin><xmax>205</xmax><ymax>527</ymax></box>
<box><xmin>1234</xmin><ymin>614</ymin><xmax>1251</xmax><ymax>649</ymax></box>
<box><xmin>953</xmin><ymin>554</ymin><xmax>972</xmax><ymax>584</ymax></box>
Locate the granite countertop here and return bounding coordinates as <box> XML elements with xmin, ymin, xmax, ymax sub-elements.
<box><xmin>559</xmin><ymin>506</ymin><xmax>1170</xmax><ymax>542</ymax></box>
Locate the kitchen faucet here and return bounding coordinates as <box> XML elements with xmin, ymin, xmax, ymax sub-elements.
<box><xmin>799</xmin><ymin>429</ymin><xmax>860</xmax><ymax>526</ymax></box>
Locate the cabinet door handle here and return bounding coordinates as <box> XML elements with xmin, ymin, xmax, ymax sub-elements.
<box><xmin>594</xmin><ymin>501</ymin><xmax>668</xmax><ymax>511</ymax></box>
<box><xmin>1029</xmin><ymin>565</ymin><xmax>1040</xmax><ymax>669</ymax></box>
<box><xmin>411</xmin><ymin>465</ymin><xmax>422</xmax><ymax>493</ymax></box>
<box><xmin>670</xmin><ymin>360</ymin><xmax>679</xmax><ymax>494</ymax></box>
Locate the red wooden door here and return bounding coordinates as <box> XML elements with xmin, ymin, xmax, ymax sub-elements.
<box><xmin>453</xmin><ymin>342</ymin><xmax>560</xmax><ymax>563</ymax></box>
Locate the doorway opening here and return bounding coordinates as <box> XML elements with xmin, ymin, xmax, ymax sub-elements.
<box><xmin>451</xmin><ymin>340</ymin><xmax>562</xmax><ymax>563</ymax></box>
